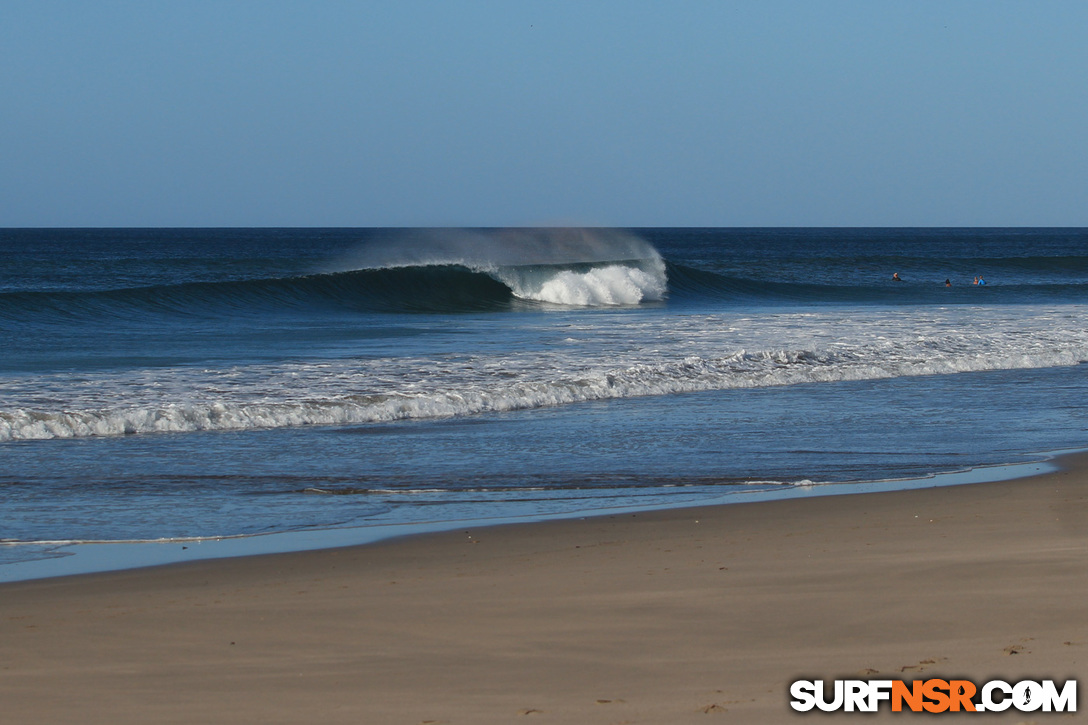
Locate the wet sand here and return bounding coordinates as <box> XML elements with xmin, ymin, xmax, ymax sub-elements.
<box><xmin>2</xmin><ymin>455</ymin><xmax>1086</xmax><ymax>723</ymax></box>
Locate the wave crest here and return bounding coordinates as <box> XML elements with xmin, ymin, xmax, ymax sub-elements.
<box><xmin>336</xmin><ymin>227</ymin><xmax>668</xmax><ymax>307</ymax></box>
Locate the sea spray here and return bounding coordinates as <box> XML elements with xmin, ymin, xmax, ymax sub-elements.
<box><xmin>331</xmin><ymin>227</ymin><xmax>669</xmax><ymax>307</ymax></box>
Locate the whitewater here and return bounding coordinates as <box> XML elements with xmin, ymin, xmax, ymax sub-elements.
<box><xmin>3</xmin><ymin>305</ymin><xmax>1087</xmax><ymax>442</ymax></box>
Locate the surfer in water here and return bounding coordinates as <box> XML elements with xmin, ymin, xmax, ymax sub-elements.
<box><xmin>892</xmin><ymin>272</ymin><xmax>903</xmax><ymax>282</ymax></box>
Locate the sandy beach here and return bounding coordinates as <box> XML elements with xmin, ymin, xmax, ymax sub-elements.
<box><xmin>2</xmin><ymin>456</ymin><xmax>1085</xmax><ymax>724</ymax></box>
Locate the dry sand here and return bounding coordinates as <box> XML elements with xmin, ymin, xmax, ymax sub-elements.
<box><xmin>2</xmin><ymin>455</ymin><xmax>1086</xmax><ymax>723</ymax></box>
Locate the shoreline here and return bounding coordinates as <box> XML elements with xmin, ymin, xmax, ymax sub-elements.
<box><xmin>2</xmin><ymin>453</ymin><xmax>1085</xmax><ymax>723</ymax></box>
<box><xmin>0</xmin><ymin>450</ymin><xmax>1070</xmax><ymax>583</ymax></box>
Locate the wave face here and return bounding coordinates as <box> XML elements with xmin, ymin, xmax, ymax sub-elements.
<box><xmin>0</xmin><ymin>265</ymin><xmax>517</xmax><ymax>322</ymax></box>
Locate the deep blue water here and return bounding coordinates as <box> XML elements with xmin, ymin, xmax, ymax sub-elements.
<box><xmin>2</xmin><ymin>228</ymin><xmax>1087</xmax><ymax>572</ymax></box>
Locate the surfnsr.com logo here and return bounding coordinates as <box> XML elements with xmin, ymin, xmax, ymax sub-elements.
<box><xmin>789</xmin><ymin>678</ymin><xmax>1076</xmax><ymax>713</ymax></box>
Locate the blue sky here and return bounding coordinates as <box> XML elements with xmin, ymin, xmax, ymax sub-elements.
<box><xmin>2</xmin><ymin>1</ymin><xmax>1086</xmax><ymax>227</ymax></box>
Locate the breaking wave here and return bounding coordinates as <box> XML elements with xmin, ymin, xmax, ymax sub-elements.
<box><xmin>0</xmin><ymin>229</ymin><xmax>668</xmax><ymax>322</ymax></box>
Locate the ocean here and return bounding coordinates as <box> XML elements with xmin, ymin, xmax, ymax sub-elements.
<box><xmin>2</xmin><ymin>227</ymin><xmax>1087</xmax><ymax>577</ymax></box>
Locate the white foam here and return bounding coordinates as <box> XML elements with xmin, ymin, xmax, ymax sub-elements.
<box><xmin>3</xmin><ymin>305</ymin><xmax>1087</xmax><ymax>441</ymax></box>
<box><xmin>501</xmin><ymin>262</ymin><xmax>667</xmax><ymax>306</ymax></box>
